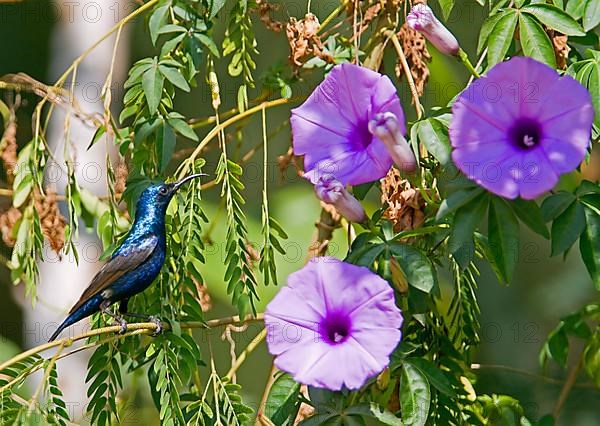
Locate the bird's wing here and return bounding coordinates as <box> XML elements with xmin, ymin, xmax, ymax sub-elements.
<box><xmin>68</xmin><ymin>235</ymin><xmax>159</xmax><ymax>314</ymax></box>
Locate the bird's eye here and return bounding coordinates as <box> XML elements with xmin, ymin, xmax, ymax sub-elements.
<box><xmin>159</xmin><ymin>187</ymin><xmax>169</xmax><ymax>195</ymax></box>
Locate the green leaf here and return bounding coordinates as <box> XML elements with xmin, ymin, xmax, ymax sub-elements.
<box><xmin>587</xmin><ymin>59</ymin><xmax>600</xmax><ymax>128</ymax></box>
<box><xmin>158</xmin><ymin>65</ymin><xmax>190</xmax><ymax>92</ymax></box>
<box><xmin>405</xmin><ymin>358</ymin><xmax>456</xmax><ymax>397</ymax></box>
<box><xmin>416</xmin><ymin>118</ymin><xmax>452</xmax><ymax>166</ymax></box>
<box><xmin>400</xmin><ymin>363</ymin><xmax>430</xmax><ymax>426</ymax></box>
<box><xmin>209</xmin><ymin>0</ymin><xmax>227</xmax><ymax>18</ymax></box>
<box><xmin>389</xmin><ymin>243</ymin><xmax>437</xmax><ymax>293</ymax></box>
<box><xmin>368</xmin><ymin>403</ymin><xmax>402</xmax><ymax>425</ymax></box>
<box><xmin>438</xmin><ymin>0</ymin><xmax>455</xmax><ymax>20</ymax></box>
<box><xmin>448</xmin><ymin>193</ymin><xmax>489</xmax><ymax>258</ymax></box>
<box><xmin>579</xmin><ymin>206</ymin><xmax>600</xmax><ymax>290</ymax></box>
<box><xmin>436</xmin><ymin>186</ymin><xmax>485</xmax><ymax>221</ymax></box>
<box><xmin>583</xmin><ymin>329</ymin><xmax>600</xmax><ymax>386</ymax></box>
<box><xmin>547</xmin><ymin>329</ymin><xmax>569</xmax><ymax>368</ymax></box>
<box><xmin>583</xmin><ymin>0</ymin><xmax>600</xmax><ymax>31</ymax></box>
<box><xmin>488</xmin><ymin>10</ymin><xmax>518</xmax><ymax>66</ymax></box>
<box><xmin>518</xmin><ymin>13</ymin><xmax>557</xmax><ymax>67</ymax></box>
<box><xmin>157</xmin><ymin>123</ymin><xmax>176</xmax><ymax>173</ymax></box>
<box><xmin>149</xmin><ymin>5</ymin><xmax>169</xmax><ymax>45</ymax></box>
<box><xmin>142</xmin><ymin>61</ymin><xmax>164</xmax><ymax>115</ymax></box>
<box><xmin>551</xmin><ymin>200</ymin><xmax>586</xmax><ymax>256</ymax></box>
<box><xmin>541</xmin><ymin>192</ymin><xmax>576</xmax><ymax>222</ymax></box>
<box><xmin>265</xmin><ymin>373</ymin><xmax>301</xmax><ymax>426</ymax></box>
<box><xmin>521</xmin><ymin>4</ymin><xmax>586</xmax><ymax>36</ymax></box>
<box><xmin>488</xmin><ymin>197</ymin><xmax>520</xmax><ymax>283</ymax></box>
<box><xmin>195</xmin><ymin>33</ymin><xmax>220</xmax><ymax>57</ymax></box>
<box><xmin>566</xmin><ymin>0</ymin><xmax>587</xmax><ymax>19</ymax></box>
<box><xmin>478</xmin><ymin>11</ymin><xmax>508</xmax><ymax>53</ymax></box>
<box><xmin>510</xmin><ymin>198</ymin><xmax>549</xmax><ymax>238</ymax></box>
<box><xmin>87</xmin><ymin>125</ymin><xmax>106</xmax><ymax>150</ymax></box>
<box><xmin>167</xmin><ymin>118</ymin><xmax>198</xmax><ymax>141</ymax></box>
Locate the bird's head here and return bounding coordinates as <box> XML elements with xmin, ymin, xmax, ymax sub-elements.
<box><xmin>135</xmin><ymin>174</ymin><xmax>206</xmax><ymax>216</ymax></box>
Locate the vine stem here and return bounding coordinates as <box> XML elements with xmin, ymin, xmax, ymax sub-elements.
<box><xmin>458</xmin><ymin>49</ymin><xmax>481</xmax><ymax>79</ymax></box>
<box><xmin>175</xmin><ymin>98</ymin><xmax>292</xmax><ymax>180</ymax></box>
<box><xmin>225</xmin><ymin>327</ymin><xmax>267</xmax><ymax>380</ymax></box>
<box><xmin>553</xmin><ymin>356</ymin><xmax>584</xmax><ymax>419</ymax></box>
<box><xmin>256</xmin><ymin>362</ymin><xmax>278</xmax><ymax>424</ymax></box>
<box><xmin>0</xmin><ymin>313</ymin><xmax>264</xmax><ymax>373</ymax></box>
<box><xmin>385</xmin><ymin>30</ymin><xmax>424</xmax><ymax>120</ymax></box>
<box><xmin>317</xmin><ymin>0</ymin><xmax>350</xmax><ymax>34</ymax></box>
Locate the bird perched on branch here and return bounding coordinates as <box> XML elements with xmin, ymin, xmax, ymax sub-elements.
<box><xmin>49</xmin><ymin>174</ymin><xmax>205</xmax><ymax>342</ymax></box>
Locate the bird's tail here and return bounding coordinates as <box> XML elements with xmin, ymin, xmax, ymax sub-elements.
<box><xmin>48</xmin><ymin>295</ymin><xmax>103</xmax><ymax>342</ymax></box>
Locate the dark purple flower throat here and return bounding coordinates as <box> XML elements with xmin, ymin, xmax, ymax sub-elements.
<box><xmin>508</xmin><ymin>118</ymin><xmax>542</xmax><ymax>150</ymax></box>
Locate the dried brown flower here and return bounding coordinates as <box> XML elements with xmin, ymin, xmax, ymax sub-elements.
<box><xmin>254</xmin><ymin>0</ymin><xmax>283</xmax><ymax>32</ymax></box>
<box><xmin>195</xmin><ymin>280</ymin><xmax>213</xmax><ymax>312</ymax></box>
<box><xmin>0</xmin><ymin>112</ymin><xmax>18</xmax><ymax>181</ymax></box>
<box><xmin>0</xmin><ymin>207</ymin><xmax>22</xmax><ymax>247</ymax></box>
<box><xmin>396</xmin><ymin>24</ymin><xmax>431</xmax><ymax>98</ymax></box>
<box><xmin>381</xmin><ymin>168</ymin><xmax>426</xmax><ymax>233</ymax></box>
<box><xmin>294</xmin><ymin>385</ymin><xmax>315</xmax><ymax>425</ymax></box>
<box><xmin>286</xmin><ymin>13</ymin><xmax>332</xmax><ymax>68</ymax></box>
<box><xmin>114</xmin><ymin>162</ymin><xmax>128</xmax><ymax>201</ymax></box>
<box><xmin>34</xmin><ymin>187</ymin><xmax>66</xmax><ymax>253</ymax></box>
<box><xmin>548</xmin><ymin>29</ymin><xmax>569</xmax><ymax>70</ymax></box>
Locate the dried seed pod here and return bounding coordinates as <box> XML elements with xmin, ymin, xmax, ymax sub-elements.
<box><xmin>254</xmin><ymin>0</ymin><xmax>283</xmax><ymax>32</ymax></box>
<box><xmin>0</xmin><ymin>112</ymin><xmax>18</xmax><ymax>181</ymax></box>
<box><xmin>114</xmin><ymin>162</ymin><xmax>128</xmax><ymax>201</ymax></box>
<box><xmin>286</xmin><ymin>13</ymin><xmax>332</xmax><ymax>68</ymax></box>
<box><xmin>548</xmin><ymin>29</ymin><xmax>569</xmax><ymax>70</ymax></box>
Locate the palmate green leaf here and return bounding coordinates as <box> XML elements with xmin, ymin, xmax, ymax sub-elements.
<box><xmin>551</xmin><ymin>200</ymin><xmax>586</xmax><ymax>256</ymax></box>
<box><xmin>541</xmin><ymin>191</ymin><xmax>576</xmax><ymax>222</ymax></box>
<box><xmin>518</xmin><ymin>13</ymin><xmax>556</xmax><ymax>67</ymax></box>
<box><xmin>209</xmin><ymin>0</ymin><xmax>227</xmax><ymax>18</ymax></box>
<box><xmin>509</xmin><ymin>198</ymin><xmax>549</xmax><ymax>238</ymax></box>
<box><xmin>488</xmin><ymin>10</ymin><xmax>518</xmax><ymax>67</ymax></box>
<box><xmin>580</xmin><ymin>206</ymin><xmax>600</xmax><ymax>290</ymax></box>
<box><xmin>400</xmin><ymin>363</ymin><xmax>430</xmax><ymax>426</ymax></box>
<box><xmin>521</xmin><ymin>4</ymin><xmax>586</xmax><ymax>36</ymax></box>
<box><xmin>157</xmin><ymin>122</ymin><xmax>176</xmax><ymax>173</ymax></box>
<box><xmin>149</xmin><ymin>4</ymin><xmax>169</xmax><ymax>45</ymax></box>
<box><xmin>265</xmin><ymin>373</ymin><xmax>301</xmax><ymax>426</ymax></box>
<box><xmin>488</xmin><ymin>197</ymin><xmax>520</xmax><ymax>283</ymax></box>
<box><xmin>583</xmin><ymin>0</ymin><xmax>600</xmax><ymax>31</ymax></box>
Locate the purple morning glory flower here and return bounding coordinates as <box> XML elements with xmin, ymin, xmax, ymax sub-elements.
<box><xmin>264</xmin><ymin>257</ymin><xmax>403</xmax><ymax>391</ymax></box>
<box><xmin>291</xmin><ymin>63</ymin><xmax>416</xmax><ymax>186</ymax></box>
<box><xmin>407</xmin><ymin>3</ymin><xmax>460</xmax><ymax>56</ymax></box>
<box><xmin>315</xmin><ymin>174</ymin><xmax>367</xmax><ymax>223</ymax></box>
<box><xmin>450</xmin><ymin>57</ymin><xmax>594</xmax><ymax>199</ymax></box>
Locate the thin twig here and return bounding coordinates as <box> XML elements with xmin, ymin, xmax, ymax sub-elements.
<box><xmin>553</xmin><ymin>356</ymin><xmax>584</xmax><ymax>419</ymax></box>
<box><xmin>385</xmin><ymin>30</ymin><xmax>424</xmax><ymax>119</ymax></box>
<box><xmin>0</xmin><ymin>313</ymin><xmax>264</xmax><ymax>373</ymax></box>
<box><xmin>225</xmin><ymin>327</ymin><xmax>267</xmax><ymax>380</ymax></box>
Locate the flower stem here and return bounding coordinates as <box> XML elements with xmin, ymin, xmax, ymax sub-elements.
<box><xmin>458</xmin><ymin>49</ymin><xmax>481</xmax><ymax>79</ymax></box>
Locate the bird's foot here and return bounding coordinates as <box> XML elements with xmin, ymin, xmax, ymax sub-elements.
<box><xmin>113</xmin><ymin>318</ymin><xmax>128</xmax><ymax>334</ymax></box>
<box><xmin>148</xmin><ymin>316</ymin><xmax>163</xmax><ymax>336</ymax></box>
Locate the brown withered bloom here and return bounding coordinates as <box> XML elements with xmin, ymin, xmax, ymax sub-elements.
<box><xmin>0</xmin><ymin>207</ymin><xmax>22</xmax><ymax>247</ymax></box>
<box><xmin>254</xmin><ymin>0</ymin><xmax>283</xmax><ymax>32</ymax></box>
<box><xmin>381</xmin><ymin>168</ymin><xmax>425</xmax><ymax>233</ymax></box>
<box><xmin>194</xmin><ymin>279</ymin><xmax>213</xmax><ymax>312</ymax></box>
<box><xmin>396</xmin><ymin>23</ymin><xmax>431</xmax><ymax>98</ymax></box>
<box><xmin>286</xmin><ymin>13</ymin><xmax>332</xmax><ymax>67</ymax></box>
<box><xmin>114</xmin><ymin>162</ymin><xmax>128</xmax><ymax>201</ymax></box>
<box><xmin>548</xmin><ymin>29</ymin><xmax>569</xmax><ymax>70</ymax></box>
<box><xmin>34</xmin><ymin>187</ymin><xmax>66</xmax><ymax>253</ymax></box>
<box><xmin>0</xmin><ymin>111</ymin><xmax>18</xmax><ymax>181</ymax></box>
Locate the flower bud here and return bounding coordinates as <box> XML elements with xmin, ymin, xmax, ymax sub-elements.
<box><xmin>407</xmin><ymin>4</ymin><xmax>460</xmax><ymax>56</ymax></box>
<box><xmin>368</xmin><ymin>112</ymin><xmax>417</xmax><ymax>173</ymax></box>
<box><xmin>315</xmin><ymin>175</ymin><xmax>367</xmax><ymax>223</ymax></box>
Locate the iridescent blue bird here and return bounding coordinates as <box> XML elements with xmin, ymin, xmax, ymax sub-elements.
<box><xmin>48</xmin><ymin>174</ymin><xmax>204</xmax><ymax>342</ymax></box>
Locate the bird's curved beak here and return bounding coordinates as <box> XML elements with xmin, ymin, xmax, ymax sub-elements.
<box><xmin>173</xmin><ymin>173</ymin><xmax>207</xmax><ymax>192</ymax></box>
